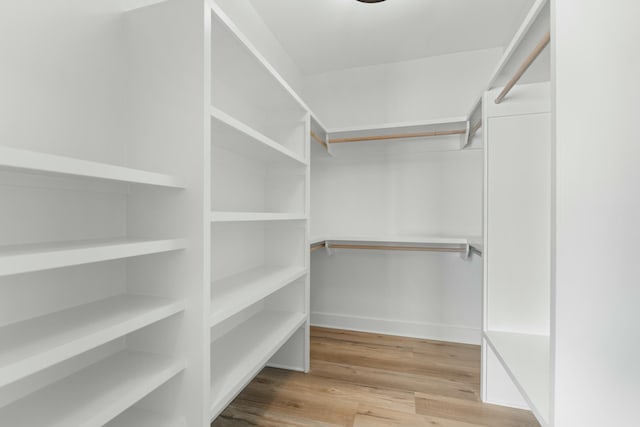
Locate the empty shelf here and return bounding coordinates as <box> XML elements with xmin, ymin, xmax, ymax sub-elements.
<box><xmin>0</xmin><ymin>350</ymin><xmax>185</xmax><ymax>427</ymax></box>
<box><xmin>210</xmin><ymin>310</ymin><xmax>306</xmax><ymax>419</ymax></box>
<box><xmin>0</xmin><ymin>238</ymin><xmax>187</xmax><ymax>277</ymax></box>
<box><xmin>0</xmin><ymin>294</ymin><xmax>185</xmax><ymax>388</ymax></box>
<box><xmin>484</xmin><ymin>330</ymin><xmax>549</xmax><ymax>425</ymax></box>
<box><xmin>106</xmin><ymin>408</ymin><xmax>186</xmax><ymax>427</ymax></box>
<box><xmin>210</xmin><ymin>266</ymin><xmax>307</xmax><ymax>326</ymax></box>
<box><xmin>211</xmin><ymin>211</ymin><xmax>306</xmax><ymax>222</ymax></box>
<box><xmin>0</xmin><ymin>146</ymin><xmax>184</xmax><ymax>188</ymax></box>
<box><xmin>210</xmin><ymin>107</ymin><xmax>306</xmax><ymax>166</ymax></box>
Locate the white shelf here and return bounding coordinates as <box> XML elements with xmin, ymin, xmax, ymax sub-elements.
<box><xmin>312</xmin><ymin>235</ymin><xmax>469</xmax><ymax>250</ymax></box>
<box><xmin>327</xmin><ymin>117</ymin><xmax>468</xmax><ymax>143</ymax></box>
<box><xmin>0</xmin><ymin>237</ymin><xmax>187</xmax><ymax>277</ymax></box>
<box><xmin>0</xmin><ymin>294</ymin><xmax>185</xmax><ymax>388</ymax></box>
<box><xmin>484</xmin><ymin>330</ymin><xmax>550</xmax><ymax>425</ymax></box>
<box><xmin>211</xmin><ymin>266</ymin><xmax>307</xmax><ymax>326</ymax></box>
<box><xmin>210</xmin><ymin>310</ymin><xmax>306</xmax><ymax>419</ymax></box>
<box><xmin>106</xmin><ymin>408</ymin><xmax>186</xmax><ymax>427</ymax></box>
<box><xmin>210</xmin><ymin>107</ymin><xmax>307</xmax><ymax>166</ymax></box>
<box><xmin>211</xmin><ymin>211</ymin><xmax>306</xmax><ymax>223</ymax></box>
<box><xmin>0</xmin><ymin>146</ymin><xmax>184</xmax><ymax>188</ymax></box>
<box><xmin>0</xmin><ymin>350</ymin><xmax>185</xmax><ymax>427</ymax></box>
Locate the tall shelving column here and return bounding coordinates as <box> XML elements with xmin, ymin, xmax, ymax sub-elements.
<box><xmin>207</xmin><ymin>3</ymin><xmax>310</xmax><ymax>421</ymax></box>
<box><xmin>482</xmin><ymin>82</ymin><xmax>551</xmax><ymax>426</ymax></box>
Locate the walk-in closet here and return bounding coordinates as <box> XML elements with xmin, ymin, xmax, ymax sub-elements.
<box><xmin>0</xmin><ymin>1</ymin><xmax>638</xmax><ymax>426</ymax></box>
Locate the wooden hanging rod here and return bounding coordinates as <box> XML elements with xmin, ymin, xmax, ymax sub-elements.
<box><xmin>329</xmin><ymin>129</ymin><xmax>466</xmax><ymax>144</ymax></box>
<box><xmin>310</xmin><ymin>131</ymin><xmax>327</xmax><ymax>148</ymax></box>
<box><xmin>310</xmin><ymin>242</ymin><xmax>326</xmax><ymax>253</ymax></box>
<box><xmin>470</xmin><ymin>121</ymin><xmax>482</xmax><ymax>138</ymax></box>
<box><xmin>495</xmin><ymin>31</ymin><xmax>551</xmax><ymax>104</ymax></box>
<box><xmin>328</xmin><ymin>244</ymin><xmax>466</xmax><ymax>253</ymax></box>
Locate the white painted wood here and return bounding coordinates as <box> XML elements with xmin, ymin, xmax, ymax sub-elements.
<box><xmin>553</xmin><ymin>2</ymin><xmax>640</xmax><ymax>426</ymax></box>
<box><xmin>211</xmin><ymin>212</ymin><xmax>306</xmax><ymax>222</ymax></box>
<box><xmin>327</xmin><ymin>116</ymin><xmax>468</xmax><ymax>138</ymax></box>
<box><xmin>0</xmin><ymin>146</ymin><xmax>184</xmax><ymax>188</ymax></box>
<box><xmin>485</xmin><ymin>331</ymin><xmax>549</xmax><ymax>425</ymax></box>
<box><xmin>209</xmin><ymin>310</ymin><xmax>306</xmax><ymax>420</ymax></box>
<box><xmin>210</xmin><ymin>107</ymin><xmax>306</xmax><ymax>166</ymax></box>
<box><xmin>210</xmin><ymin>266</ymin><xmax>307</xmax><ymax>326</ymax></box>
<box><xmin>0</xmin><ymin>238</ymin><xmax>186</xmax><ymax>277</ymax></box>
<box><xmin>482</xmin><ymin>82</ymin><xmax>550</xmax><ymax>420</ymax></box>
<box><xmin>0</xmin><ymin>350</ymin><xmax>185</xmax><ymax>426</ymax></box>
<box><xmin>106</xmin><ymin>408</ymin><xmax>185</xmax><ymax>427</ymax></box>
<box><xmin>483</xmin><ymin>341</ymin><xmax>530</xmax><ymax>409</ymax></box>
<box><xmin>485</xmin><ymin>100</ymin><xmax>550</xmax><ymax>334</ymax></box>
<box><xmin>209</xmin><ymin>3</ymin><xmax>310</xmax><ymax>419</ymax></box>
<box><xmin>486</xmin><ymin>0</ymin><xmax>549</xmax><ymax>90</ymax></box>
<box><xmin>0</xmin><ymin>294</ymin><xmax>184</xmax><ymax>388</ymax></box>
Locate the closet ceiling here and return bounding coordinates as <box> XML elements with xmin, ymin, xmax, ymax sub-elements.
<box><xmin>248</xmin><ymin>0</ymin><xmax>535</xmax><ymax>75</ymax></box>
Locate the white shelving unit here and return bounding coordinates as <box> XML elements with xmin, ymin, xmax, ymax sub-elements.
<box><xmin>207</xmin><ymin>2</ymin><xmax>310</xmax><ymax>422</ymax></box>
<box><xmin>482</xmin><ymin>81</ymin><xmax>551</xmax><ymax>426</ymax></box>
<box><xmin>210</xmin><ymin>309</ymin><xmax>307</xmax><ymax>419</ymax></box>
<box><xmin>0</xmin><ymin>1</ymin><xmax>205</xmax><ymax>424</ymax></box>
<box><xmin>0</xmin><ymin>350</ymin><xmax>185</xmax><ymax>426</ymax></box>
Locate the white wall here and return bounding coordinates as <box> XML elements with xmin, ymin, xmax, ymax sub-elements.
<box><xmin>211</xmin><ymin>0</ymin><xmax>304</xmax><ymax>95</ymax></box>
<box><xmin>553</xmin><ymin>1</ymin><xmax>640</xmax><ymax>426</ymax></box>
<box><xmin>303</xmin><ymin>48</ymin><xmax>503</xmax><ymax>128</ymax></box>
<box><xmin>311</xmin><ymin>143</ymin><xmax>483</xmax><ymax>344</ymax></box>
<box><xmin>0</xmin><ymin>0</ymin><xmax>127</xmax><ymax>162</ymax></box>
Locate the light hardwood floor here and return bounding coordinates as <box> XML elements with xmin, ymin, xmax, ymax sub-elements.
<box><xmin>212</xmin><ymin>327</ymin><xmax>540</xmax><ymax>427</ymax></box>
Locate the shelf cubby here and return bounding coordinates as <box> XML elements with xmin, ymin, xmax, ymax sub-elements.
<box><xmin>0</xmin><ymin>238</ymin><xmax>186</xmax><ymax>277</ymax></box>
<box><xmin>211</xmin><ymin>221</ymin><xmax>306</xmax><ymax>284</ymax></box>
<box><xmin>211</xmin><ymin>267</ymin><xmax>307</xmax><ymax>327</ymax></box>
<box><xmin>210</xmin><ymin>309</ymin><xmax>306</xmax><ymax>420</ymax></box>
<box><xmin>211</xmin><ymin>135</ymin><xmax>306</xmax><ymax>215</ymax></box>
<box><xmin>0</xmin><ymin>350</ymin><xmax>185</xmax><ymax>426</ymax></box>
<box><xmin>484</xmin><ymin>331</ymin><xmax>549</xmax><ymax>425</ymax></box>
<box><xmin>0</xmin><ymin>294</ymin><xmax>185</xmax><ymax>388</ymax></box>
<box><xmin>210</xmin><ymin>9</ymin><xmax>307</xmax><ymax>160</ymax></box>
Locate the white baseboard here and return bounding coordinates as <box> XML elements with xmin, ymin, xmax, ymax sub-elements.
<box><xmin>311</xmin><ymin>312</ymin><xmax>480</xmax><ymax>345</ymax></box>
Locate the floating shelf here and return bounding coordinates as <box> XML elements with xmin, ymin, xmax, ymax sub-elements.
<box><xmin>0</xmin><ymin>294</ymin><xmax>185</xmax><ymax>388</ymax></box>
<box><xmin>209</xmin><ymin>310</ymin><xmax>306</xmax><ymax>420</ymax></box>
<box><xmin>0</xmin><ymin>350</ymin><xmax>185</xmax><ymax>426</ymax></box>
<box><xmin>311</xmin><ymin>236</ymin><xmax>470</xmax><ymax>253</ymax></box>
<box><xmin>210</xmin><ymin>107</ymin><xmax>306</xmax><ymax>166</ymax></box>
<box><xmin>211</xmin><ymin>211</ymin><xmax>306</xmax><ymax>223</ymax></box>
<box><xmin>0</xmin><ymin>238</ymin><xmax>187</xmax><ymax>277</ymax></box>
<box><xmin>484</xmin><ymin>330</ymin><xmax>550</xmax><ymax>426</ymax></box>
<box><xmin>327</xmin><ymin>117</ymin><xmax>468</xmax><ymax>144</ymax></box>
<box><xmin>106</xmin><ymin>408</ymin><xmax>186</xmax><ymax>427</ymax></box>
<box><xmin>0</xmin><ymin>146</ymin><xmax>184</xmax><ymax>188</ymax></box>
<box><xmin>210</xmin><ymin>266</ymin><xmax>307</xmax><ymax>326</ymax></box>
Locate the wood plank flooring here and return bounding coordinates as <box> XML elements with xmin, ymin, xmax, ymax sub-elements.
<box><xmin>212</xmin><ymin>327</ymin><xmax>540</xmax><ymax>427</ymax></box>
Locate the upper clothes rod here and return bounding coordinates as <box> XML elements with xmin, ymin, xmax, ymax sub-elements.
<box><xmin>329</xmin><ymin>129</ymin><xmax>466</xmax><ymax>144</ymax></box>
<box><xmin>495</xmin><ymin>31</ymin><xmax>551</xmax><ymax>104</ymax></box>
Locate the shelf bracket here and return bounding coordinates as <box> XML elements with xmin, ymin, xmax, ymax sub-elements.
<box><xmin>460</xmin><ymin>243</ymin><xmax>471</xmax><ymax>260</ymax></box>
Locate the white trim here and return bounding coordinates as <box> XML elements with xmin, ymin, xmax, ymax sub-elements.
<box><xmin>311</xmin><ymin>312</ymin><xmax>480</xmax><ymax>345</ymax></box>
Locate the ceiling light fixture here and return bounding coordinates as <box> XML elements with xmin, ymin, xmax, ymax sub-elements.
<box><xmin>356</xmin><ymin>0</ymin><xmax>387</xmax><ymax>3</ymax></box>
